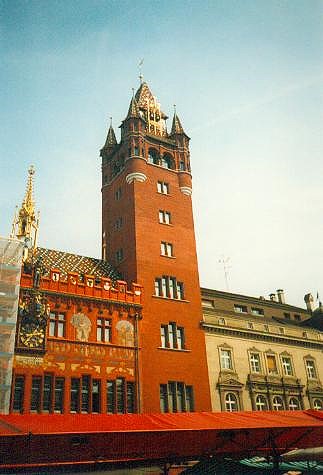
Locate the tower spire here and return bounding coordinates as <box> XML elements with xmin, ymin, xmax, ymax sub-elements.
<box><xmin>11</xmin><ymin>166</ymin><xmax>39</xmax><ymax>259</ymax></box>
<box><xmin>171</xmin><ymin>106</ymin><xmax>185</xmax><ymax>135</ymax></box>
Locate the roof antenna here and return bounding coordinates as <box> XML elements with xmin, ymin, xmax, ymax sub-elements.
<box><xmin>218</xmin><ymin>256</ymin><xmax>231</xmax><ymax>291</ymax></box>
<box><xmin>138</xmin><ymin>58</ymin><xmax>144</xmax><ymax>84</ymax></box>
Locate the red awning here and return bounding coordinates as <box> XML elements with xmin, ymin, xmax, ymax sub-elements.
<box><xmin>0</xmin><ymin>410</ymin><xmax>322</xmax><ymax>470</ymax></box>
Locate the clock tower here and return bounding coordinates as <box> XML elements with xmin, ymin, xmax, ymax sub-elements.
<box><xmin>101</xmin><ymin>80</ymin><xmax>211</xmax><ymax>412</ymax></box>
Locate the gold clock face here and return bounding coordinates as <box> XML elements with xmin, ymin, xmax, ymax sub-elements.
<box><xmin>20</xmin><ymin>322</ymin><xmax>45</xmax><ymax>348</ymax></box>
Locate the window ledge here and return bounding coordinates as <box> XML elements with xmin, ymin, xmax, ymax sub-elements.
<box><xmin>152</xmin><ymin>295</ymin><xmax>190</xmax><ymax>303</ymax></box>
<box><xmin>160</xmin><ymin>254</ymin><xmax>176</xmax><ymax>259</ymax></box>
<box><xmin>158</xmin><ymin>347</ymin><xmax>191</xmax><ymax>353</ymax></box>
<box><xmin>159</xmin><ymin>222</ymin><xmax>173</xmax><ymax>226</ymax></box>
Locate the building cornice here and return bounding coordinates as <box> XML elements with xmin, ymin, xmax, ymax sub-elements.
<box><xmin>201</xmin><ymin>322</ymin><xmax>323</xmax><ymax>350</ymax></box>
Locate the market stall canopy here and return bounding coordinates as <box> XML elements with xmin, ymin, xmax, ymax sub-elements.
<box><xmin>0</xmin><ymin>410</ymin><xmax>322</xmax><ymax>471</ymax></box>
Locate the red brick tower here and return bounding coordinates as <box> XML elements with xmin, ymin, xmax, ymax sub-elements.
<box><xmin>101</xmin><ymin>81</ymin><xmax>211</xmax><ymax>413</ymax></box>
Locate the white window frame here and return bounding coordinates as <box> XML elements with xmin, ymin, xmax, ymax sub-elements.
<box><xmin>220</xmin><ymin>348</ymin><xmax>233</xmax><ymax>371</ymax></box>
<box><xmin>305</xmin><ymin>359</ymin><xmax>317</xmax><ymax>379</ymax></box>
<box><xmin>225</xmin><ymin>393</ymin><xmax>238</xmax><ymax>412</ymax></box>
<box><xmin>249</xmin><ymin>352</ymin><xmax>261</xmax><ymax>373</ymax></box>
<box><xmin>281</xmin><ymin>355</ymin><xmax>294</xmax><ymax>376</ymax></box>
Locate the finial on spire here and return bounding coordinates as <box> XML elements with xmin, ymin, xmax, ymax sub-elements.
<box><xmin>109</xmin><ymin>116</ymin><xmax>112</xmax><ymax>127</ymax></box>
<box><xmin>173</xmin><ymin>104</ymin><xmax>177</xmax><ymax>114</ymax></box>
<box><xmin>132</xmin><ymin>87</ymin><xmax>135</xmax><ymax>98</ymax></box>
<box><xmin>12</xmin><ymin>165</ymin><xmax>39</xmax><ymax>260</ymax></box>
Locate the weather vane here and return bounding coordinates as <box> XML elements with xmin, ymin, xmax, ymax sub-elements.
<box><xmin>138</xmin><ymin>58</ymin><xmax>144</xmax><ymax>83</ymax></box>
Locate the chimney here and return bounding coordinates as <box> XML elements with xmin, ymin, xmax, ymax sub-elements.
<box><xmin>269</xmin><ymin>293</ymin><xmax>277</xmax><ymax>302</ymax></box>
<box><xmin>304</xmin><ymin>293</ymin><xmax>314</xmax><ymax>313</ymax></box>
<box><xmin>277</xmin><ymin>289</ymin><xmax>285</xmax><ymax>304</ymax></box>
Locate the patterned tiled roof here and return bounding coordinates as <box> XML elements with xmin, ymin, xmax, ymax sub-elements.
<box><xmin>35</xmin><ymin>247</ymin><xmax>120</xmax><ymax>281</ymax></box>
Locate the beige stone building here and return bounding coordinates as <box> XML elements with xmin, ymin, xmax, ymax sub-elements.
<box><xmin>201</xmin><ymin>288</ymin><xmax>323</xmax><ymax>412</ymax></box>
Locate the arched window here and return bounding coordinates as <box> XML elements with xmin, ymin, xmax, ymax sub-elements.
<box><xmin>161</xmin><ymin>153</ymin><xmax>174</xmax><ymax>170</ymax></box>
<box><xmin>255</xmin><ymin>395</ymin><xmax>268</xmax><ymax>411</ymax></box>
<box><xmin>225</xmin><ymin>393</ymin><xmax>238</xmax><ymax>412</ymax></box>
<box><xmin>289</xmin><ymin>397</ymin><xmax>300</xmax><ymax>411</ymax></box>
<box><xmin>148</xmin><ymin>148</ymin><xmax>159</xmax><ymax>165</ymax></box>
<box><xmin>313</xmin><ymin>399</ymin><xmax>322</xmax><ymax>410</ymax></box>
<box><xmin>272</xmin><ymin>396</ymin><xmax>284</xmax><ymax>411</ymax></box>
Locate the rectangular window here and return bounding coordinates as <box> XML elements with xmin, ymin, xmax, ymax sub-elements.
<box><xmin>92</xmin><ymin>379</ymin><xmax>101</xmax><ymax>413</ymax></box>
<box><xmin>12</xmin><ymin>376</ymin><xmax>24</xmax><ymax>413</ymax></box>
<box><xmin>160</xmin><ymin>241</ymin><xmax>174</xmax><ymax>257</ymax></box>
<box><xmin>126</xmin><ymin>382</ymin><xmax>135</xmax><ymax>413</ymax></box>
<box><xmin>294</xmin><ymin>314</ymin><xmax>301</xmax><ymax>321</ymax></box>
<box><xmin>283</xmin><ymin>312</ymin><xmax>291</xmax><ymax>319</ymax></box>
<box><xmin>234</xmin><ymin>304</ymin><xmax>247</xmax><ymax>313</ymax></box>
<box><xmin>107</xmin><ymin>380</ymin><xmax>115</xmax><ymax>414</ymax></box>
<box><xmin>70</xmin><ymin>378</ymin><xmax>80</xmax><ymax>413</ymax></box>
<box><xmin>49</xmin><ymin>312</ymin><xmax>66</xmax><ymax>338</ymax></box>
<box><xmin>30</xmin><ymin>376</ymin><xmax>41</xmax><ymax>412</ymax></box>
<box><xmin>159</xmin><ymin>382</ymin><xmax>194</xmax><ymax>413</ymax></box>
<box><xmin>115</xmin><ymin>248</ymin><xmax>124</xmax><ymax>263</ymax></box>
<box><xmin>250</xmin><ymin>353</ymin><xmax>261</xmax><ymax>373</ymax></box>
<box><xmin>154</xmin><ymin>276</ymin><xmax>185</xmax><ymax>300</ymax></box>
<box><xmin>81</xmin><ymin>376</ymin><xmax>90</xmax><ymax>413</ymax></box>
<box><xmin>160</xmin><ymin>325</ymin><xmax>166</xmax><ymax>348</ymax></box>
<box><xmin>220</xmin><ymin>349</ymin><xmax>233</xmax><ymax>370</ymax></box>
<box><xmin>54</xmin><ymin>378</ymin><xmax>64</xmax><ymax>413</ymax></box>
<box><xmin>116</xmin><ymin>378</ymin><xmax>125</xmax><ymax>414</ymax></box>
<box><xmin>97</xmin><ymin>318</ymin><xmax>111</xmax><ymax>343</ymax></box>
<box><xmin>157</xmin><ymin>181</ymin><xmax>169</xmax><ymax>194</ymax></box>
<box><xmin>305</xmin><ymin>360</ymin><xmax>317</xmax><ymax>379</ymax></box>
<box><xmin>160</xmin><ymin>322</ymin><xmax>185</xmax><ymax>349</ymax></box>
<box><xmin>266</xmin><ymin>355</ymin><xmax>278</xmax><ymax>374</ymax></box>
<box><xmin>159</xmin><ymin>210</ymin><xmax>171</xmax><ymax>224</ymax></box>
<box><xmin>281</xmin><ymin>356</ymin><xmax>293</xmax><ymax>376</ymax></box>
<box><xmin>251</xmin><ymin>307</ymin><xmax>264</xmax><ymax>316</ymax></box>
<box><xmin>42</xmin><ymin>374</ymin><xmax>53</xmax><ymax>412</ymax></box>
<box><xmin>202</xmin><ymin>299</ymin><xmax>214</xmax><ymax>308</ymax></box>
<box><xmin>160</xmin><ymin>384</ymin><xmax>168</xmax><ymax>413</ymax></box>
<box><xmin>115</xmin><ymin>188</ymin><xmax>122</xmax><ymax>200</ymax></box>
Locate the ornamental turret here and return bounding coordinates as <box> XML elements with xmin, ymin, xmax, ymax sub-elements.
<box><xmin>100</xmin><ymin>119</ymin><xmax>117</xmax><ymax>160</ymax></box>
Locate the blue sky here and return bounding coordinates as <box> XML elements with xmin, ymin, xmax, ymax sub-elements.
<box><xmin>1</xmin><ymin>0</ymin><xmax>322</xmax><ymax>306</ymax></box>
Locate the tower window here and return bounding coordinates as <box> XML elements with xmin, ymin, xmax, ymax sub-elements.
<box><xmin>160</xmin><ymin>242</ymin><xmax>173</xmax><ymax>257</ymax></box>
<box><xmin>159</xmin><ymin>210</ymin><xmax>171</xmax><ymax>224</ymax></box>
<box><xmin>115</xmin><ymin>248</ymin><xmax>124</xmax><ymax>263</ymax></box>
<box><xmin>154</xmin><ymin>276</ymin><xmax>185</xmax><ymax>300</ymax></box>
<box><xmin>115</xmin><ymin>188</ymin><xmax>122</xmax><ymax>200</ymax></box>
<box><xmin>114</xmin><ymin>217</ymin><xmax>123</xmax><ymax>230</ymax></box>
<box><xmin>179</xmin><ymin>161</ymin><xmax>185</xmax><ymax>171</ymax></box>
<box><xmin>148</xmin><ymin>148</ymin><xmax>159</xmax><ymax>165</ymax></box>
<box><xmin>160</xmin><ymin>322</ymin><xmax>185</xmax><ymax>349</ymax></box>
<box><xmin>161</xmin><ymin>153</ymin><xmax>174</xmax><ymax>170</ymax></box>
<box><xmin>157</xmin><ymin>181</ymin><xmax>169</xmax><ymax>194</ymax></box>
